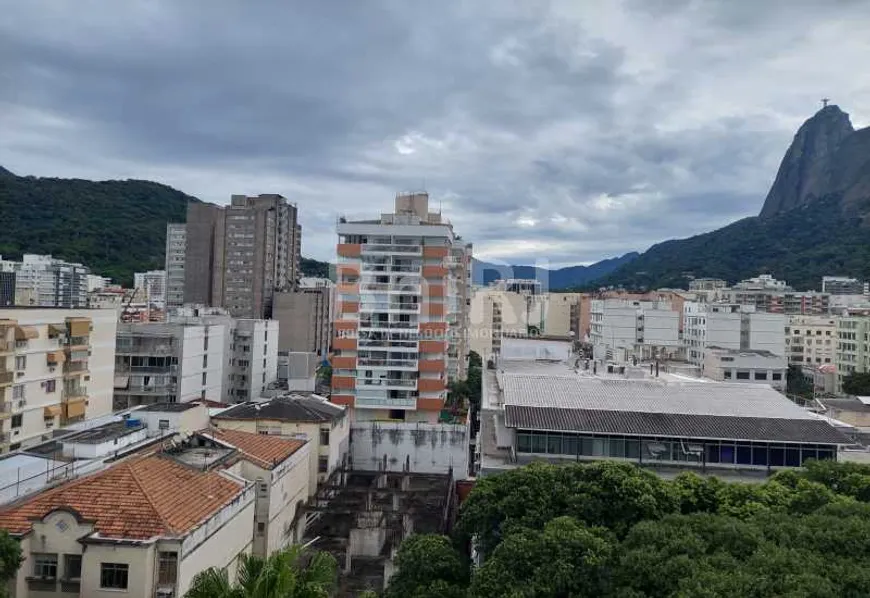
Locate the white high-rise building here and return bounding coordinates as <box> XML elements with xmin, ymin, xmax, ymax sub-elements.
<box><xmin>589</xmin><ymin>299</ymin><xmax>680</xmax><ymax>362</ymax></box>
<box><xmin>134</xmin><ymin>270</ymin><xmax>167</xmax><ymax>308</ymax></box>
<box><xmin>0</xmin><ymin>308</ymin><xmax>117</xmax><ymax>453</ymax></box>
<box><xmin>332</xmin><ymin>192</ymin><xmax>472</xmax><ymax>423</ymax></box>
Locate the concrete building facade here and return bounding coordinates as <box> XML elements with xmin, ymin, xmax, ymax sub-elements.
<box><xmin>836</xmin><ymin>316</ymin><xmax>870</xmax><ymax>393</ymax></box>
<box><xmin>0</xmin><ymin>309</ymin><xmax>117</xmax><ymax>454</ymax></box>
<box><xmin>332</xmin><ymin>192</ymin><xmax>470</xmax><ymax>422</ymax></box>
<box><xmin>165</xmin><ymin>223</ymin><xmax>187</xmax><ymax>309</ymax></box>
<box><xmin>785</xmin><ymin>315</ymin><xmax>837</xmax><ymax>367</ymax></box>
<box><xmin>273</xmin><ymin>280</ymin><xmax>333</xmax><ymax>357</ymax></box>
<box><xmin>589</xmin><ymin>299</ymin><xmax>680</xmax><ymax>362</ymax></box>
<box><xmin>1</xmin><ymin>255</ymin><xmax>89</xmax><ymax>309</ymax></box>
<box><xmin>180</xmin><ymin>195</ymin><xmax>301</xmax><ymax>319</ymax></box>
<box><xmin>703</xmin><ymin>347</ymin><xmax>787</xmax><ymax>390</ymax></box>
<box><xmin>134</xmin><ymin>270</ymin><xmax>167</xmax><ymax>309</ymax></box>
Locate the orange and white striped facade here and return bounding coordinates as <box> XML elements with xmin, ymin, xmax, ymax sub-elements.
<box><xmin>332</xmin><ymin>193</ymin><xmax>471</xmax><ymax>422</ymax></box>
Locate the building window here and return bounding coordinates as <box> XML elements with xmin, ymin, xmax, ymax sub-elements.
<box><xmin>100</xmin><ymin>563</ymin><xmax>129</xmax><ymax>589</ymax></box>
<box><xmin>318</xmin><ymin>456</ymin><xmax>329</xmax><ymax>473</ymax></box>
<box><xmin>203</xmin><ymin>354</ymin><xmax>208</xmax><ymax>368</ymax></box>
<box><xmin>736</xmin><ymin>371</ymin><xmax>750</xmax><ymax>380</ymax></box>
<box><xmin>320</xmin><ymin>428</ymin><xmax>330</xmax><ymax>446</ymax></box>
<box><xmin>15</xmin><ymin>355</ymin><xmax>26</xmax><ymax>370</ymax></box>
<box><xmin>64</xmin><ymin>554</ymin><xmax>82</xmax><ymax>580</ymax></box>
<box><xmin>754</xmin><ymin>372</ymin><xmax>768</xmax><ymax>381</ymax></box>
<box><xmin>33</xmin><ymin>553</ymin><xmax>58</xmax><ymax>579</ymax></box>
<box><xmin>45</xmin><ymin>379</ymin><xmax>56</xmax><ymax>393</ymax></box>
<box><xmin>202</xmin><ymin>372</ymin><xmax>207</xmax><ymax>386</ymax></box>
<box><xmin>158</xmin><ymin>419</ymin><xmax>170</xmax><ymax>430</ymax></box>
<box><xmin>13</xmin><ymin>384</ymin><xmax>24</xmax><ymax>400</ymax></box>
<box><xmin>11</xmin><ymin>414</ymin><xmax>23</xmax><ymax>428</ymax></box>
<box><xmin>157</xmin><ymin>552</ymin><xmax>178</xmax><ymax>586</ymax></box>
<box><xmin>772</xmin><ymin>373</ymin><xmax>783</xmax><ymax>381</ymax></box>
<box><xmin>257</xmin><ymin>522</ymin><xmax>266</xmax><ymax>535</ymax></box>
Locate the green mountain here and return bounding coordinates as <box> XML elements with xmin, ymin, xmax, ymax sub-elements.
<box><xmin>602</xmin><ymin>105</ymin><xmax>870</xmax><ymax>291</ymax></box>
<box><xmin>0</xmin><ymin>169</ymin><xmax>331</xmax><ymax>286</ymax></box>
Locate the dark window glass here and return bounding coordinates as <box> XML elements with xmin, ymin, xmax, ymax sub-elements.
<box><xmin>736</xmin><ymin>445</ymin><xmax>752</xmax><ymax>464</ymax></box>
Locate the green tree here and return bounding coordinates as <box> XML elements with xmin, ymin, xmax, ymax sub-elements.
<box><xmin>469</xmin><ymin>517</ymin><xmax>614</xmax><ymax>598</ymax></box>
<box><xmin>468</xmin><ymin>351</ymin><xmax>482</xmax><ymax>369</ymax></box>
<box><xmin>786</xmin><ymin>364</ymin><xmax>814</xmax><ymax>398</ymax></box>
<box><xmin>842</xmin><ymin>371</ymin><xmax>870</xmax><ymax>396</ymax></box>
<box><xmin>317</xmin><ymin>365</ymin><xmax>332</xmax><ymax>386</ymax></box>
<box><xmin>0</xmin><ymin>531</ymin><xmax>23</xmax><ymax>598</ymax></box>
<box><xmin>184</xmin><ymin>546</ymin><xmax>336</xmax><ymax>598</ymax></box>
<box><xmin>385</xmin><ymin>535</ymin><xmax>468</xmax><ymax>598</ymax></box>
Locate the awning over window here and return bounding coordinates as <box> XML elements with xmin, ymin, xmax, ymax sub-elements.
<box><xmin>15</xmin><ymin>326</ymin><xmax>38</xmax><ymax>340</ymax></box>
<box><xmin>43</xmin><ymin>404</ymin><xmax>61</xmax><ymax>418</ymax></box>
<box><xmin>114</xmin><ymin>375</ymin><xmax>130</xmax><ymax>390</ymax></box>
<box><xmin>65</xmin><ymin>399</ymin><xmax>87</xmax><ymax>419</ymax></box>
<box><xmin>66</xmin><ymin>318</ymin><xmax>91</xmax><ymax>337</ymax></box>
<box><xmin>46</xmin><ymin>350</ymin><xmax>66</xmax><ymax>364</ymax></box>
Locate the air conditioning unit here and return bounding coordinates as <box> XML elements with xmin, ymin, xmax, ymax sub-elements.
<box><xmin>154</xmin><ymin>588</ymin><xmax>175</xmax><ymax>598</ymax></box>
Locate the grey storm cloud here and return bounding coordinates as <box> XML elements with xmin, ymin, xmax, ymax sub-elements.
<box><xmin>1</xmin><ymin>0</ymin><xmax>869</xmax><ymax>266</ymax></box>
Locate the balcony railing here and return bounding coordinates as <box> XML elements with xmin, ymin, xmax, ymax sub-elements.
<box><xmin>358</xmin><ymin>321</ymin><xmax>418</xmax><ymax>330</ymax></box>
<box><xmin>357</xmin><ymin>358</ymin><xmax>417</xmax><ymax>368</ymax></box>
<box><xmin>359</xmin><ymin>302</ymin><xmax>421</xmax><ymax>313</ymax></box>
<box><xmin>354</xmin><ymin>396</ymin><xmax>417</xmax><ymax>409</ymax></box>
<box><xmin>357</xmin><ymin>378</ymin><xmax>417</xmax><ymax>388</ymax></box>
<box><xmin>362</xmin><ymin>244</ymin><xmax>422</xmax><ymax>254</ymax></box>
<box><xmin>358</xmin><ymin>339</ymin><xmax>418</xmax><ymax>349</ymax></box>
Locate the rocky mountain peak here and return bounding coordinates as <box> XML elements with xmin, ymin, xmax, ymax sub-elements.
<box><xmin>759</xmin><ymin>104</ymin><xmax>855</xmax><ymax>218</ymax></box>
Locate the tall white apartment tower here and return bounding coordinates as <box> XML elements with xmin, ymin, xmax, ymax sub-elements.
<box><xmin>165</xmin><ymin>222</ymin><xmax>187</xmax><ymax>309</ymax></box>
<box><xmin>332</xmin><ymin>192</ymin><xmax>471</xmax><ymax>423</ymax></box>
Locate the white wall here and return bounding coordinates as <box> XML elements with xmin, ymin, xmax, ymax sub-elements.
<box><xmin>747</xmin><ymin>313</ymin><xmax>786</xmax><ymax>357</ymax></box>
<box><xmin>350</xmin><ymin>421</ymin><xmax>469</xmax><ymax>478</ymax></box>
<box><xmin>178</xmin><ymin>324</ymin><xmax>230</xmax><ymax>403</ymax></box>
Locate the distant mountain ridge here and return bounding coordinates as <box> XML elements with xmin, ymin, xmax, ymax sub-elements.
<box><xmin>473</xmin><ymin>252</ymin><xmax>639</xmax><ymax>290</ymax></box>
<box><xmin>602</xmin><ymin>104</ymin><xmax>870</xmax><ymax>290</ymax></box>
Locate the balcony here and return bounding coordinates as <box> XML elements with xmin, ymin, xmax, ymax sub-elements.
<box><xmin>334</xmin><ymin>320</ymin><xmax>359</xmax><ymax>332</ymax></box>
<box><xmin>63</xmin><ymin>362</ymin><xmax>89</xmax><ymax>377</ymax></box>
<box><xmin>362</xmin><ymin>244</ymin><xmax>421</xmax><ymax>255</ymax></box>
<box><xmin>359</xmin><ymin>302</ymin><xmax>421</xmax><ymax>314</ymax></box>
<box><xmin>63</xmin><ymin>384</ymin><xmax>88</xmax><ymax>400</ymax></box>
<box><xmin>354</xmin><ymin>396</ymin><xmax>417</xmax><ymax>409</ymax></box>
<box><xmin>357</xmin><ymin>378</ymin><xmax>417</xmax><ymax>389</ymax></box>
<box><xmin>358</xmin><ymin>320</ymin><xmax>418</xmax><ymax>330</ymax></box>
<box><xmin>65</xmin><ymin>335</ymin><xmax>89</xmax><ymax>350</ymax></box>
<box><xmin>337</xmin><ymin>283</ymin><xmax>359</xmax><ymax>295</ymax></box>
<box><xmin>332</xmin><ymin>337</ymin><xmax>357</xmax><ymax>351</ymax></box>
<box><xmin>356</xmin><ymin>358</ymin><xmax>417</xmax><ymax>369</ymax></box>
<box><xmin>358</xmin><ymin>339</ymin><xmax>418</xmax><ymax>350</ymax></box>
<box><xmin>0</xmin><ymin>370</ymin><xmax>13</xmax><ymax>386</ymax></box>
<box><xmin>117</xmin><ymin>383</ymin><xmax>177</xmax><ymax>395</ymax></box>
<box><xmin>419</xmin><ymin>340</ymin><xmax>446</xmax><ymax>354</ymax></box>
<box><xmin>339</xmin><ymin>301</ymin><xmax>360</xmax><ymax>314</ymax></box>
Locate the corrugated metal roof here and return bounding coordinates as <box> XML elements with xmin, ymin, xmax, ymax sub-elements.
<box><xmin>501</xmin><ymin>375</ymin><xmax>814</xmax><ymax>420</ymax></box>
<box><xmin>504</xmin><ymin>405</ymin><xmax>850</xmax><ymax>444</ymax></box>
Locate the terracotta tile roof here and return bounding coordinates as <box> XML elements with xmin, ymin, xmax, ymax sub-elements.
<box><xmin>203</xmin><ymin>428</ymin><xmax>306</xmax><ymax>469</ymax></box>
<box><xmin>0</xmin><ymin>453</ymin><xmax>244</xmax><ymax>540</ymax></box>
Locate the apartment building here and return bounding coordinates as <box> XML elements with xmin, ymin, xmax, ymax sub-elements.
<box><xmin>703</xmin><ymin>347</ymin><xmax>787</xmax><ymax>390</ymax></box>
<box><xmin>589</xmin><ymin>299</ymin><xmax>680</xmax><ymax>362</ymax></box>
<box><xmin>332</xmin><ymin>192</ymin><xmax>469</xmax><ymax>422</ymax></box>
<box><xmin>785</xmin><ymin>315</ymin><xmax>837</xmax><ymax>366</ymax></box>
<box><xmin>273</xmin><ymin>278</ymin><xmax>334</xmax><ymax>357</ymax></box>
<box><xmin>164</xmin><ymin>223</ymin><xmax>187</xmax><ymax>309</ymax></box>
<box><xmin>469</xmin><ymin>286</ymin><xmax>544</xmax><ymax>359</ymax></box>
<box><xmin>213</xmin><ymin>393</ymin><xmax>349</xmax><ymax>496</ymax></box>
<box><xmin>180</xmin><ymin>194</ymin><xmax>301</xmax><ymax>319</ymax></box>
<box><xmin>683</xmin><ymin>303</ymin><xmax>786</xmax><ymax>370</ymax></box>
<box><xmin>0</xmin><ymin>309</ymin><xmax>117</xmax><ymax>454</ymax></box>
<box><xmin>543</xmin><ymin>293</ymin><xmax>583</xmax><ymax>338</ymax></box>
<box><xmin>822</xmin><ymin>276</ymin><xmax>866</xmax><ymax>295</ymax></box>
<box><xmin>86</xmin><ymin>275</ymin><xmax>111</xmax><ymax>293</ymax></box>
<box><xmin>836</xmin><ymin>316</ymin><xmax>870</xmax><ymax>393</ymax></box>
<box><xmin>114</xmin><ymin>312</ymin><xmax>278</xmax><ymax>408</ymax></box>
<box><xmin>0</xmin><ymin>271</ymin><xmax>14</xmax><ymax>307</ymax></box>
<box><xmin>0</xmin><ymin>255</ymin><xmax>89</xmax><ymax>308</ymax></box>
<box><xmin>447</xmin><ymin>242</ymin><xmax>473</xmax><ymax>380</ymax></box>
<box><xmin>133</xmin><ymin>270</ymin><xmax>167</xmax><ymax>309</ymax></box>
<box><xmin>228</xmin><ymin>318</ymin><xmax>279</xmax><ymax>402</ymax></box>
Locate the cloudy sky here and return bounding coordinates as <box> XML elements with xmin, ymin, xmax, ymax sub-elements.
<box><xmin>2</xmin><ymin>1</ymin><xmax>869</xmax><ymax>267</ymax></box>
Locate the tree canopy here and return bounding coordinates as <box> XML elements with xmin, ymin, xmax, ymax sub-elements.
<box><xmin>386</xmin><ymin>460</ymin><xmax>870</xmax><ymax>598</ymax></box>
<box><xmin>0</xmin><ymin>530</ymin><xmax>23</xmax><ymax>598</ymax></box>
<box><xmin>842</xmin><ymin>371</ymin><xmax>870</xmax><ymax>396</ymax></box>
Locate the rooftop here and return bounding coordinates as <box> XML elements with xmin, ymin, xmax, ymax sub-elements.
<box><xmin>821</xmin><ymin>397</ymin><xmax>870</xmax><ymax>414</ymax></box>
<box><xmin>214</xmin><ymin>394</ymin><xmax>345</xmax><ymax>424</ymax></box>
<box><xmin>138</xmin><ymin>402</ymin><xmax>200</xmax><ymax>413</ymax></box>
<box><xmin>61</xmin><ymin>421</ymin><xmax>146</xmax><ymax>445</ymax></box>
<box><xmin>707</xmin><ymin>346</ymin><xmax>782</xmax><ymax>358</ymax></box>
<box><xmin>0</xmin><ymin>452</ymin><xmax>244</xmax><ymax>540</ymax></box>
<box><xmin>201</xmin><ymin>428</ymin><xmax>307</xmax><ymax>469</ymax></box>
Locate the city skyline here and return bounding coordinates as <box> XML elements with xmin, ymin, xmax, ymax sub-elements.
<box><xmin>2</xmin><ymin>1</ymin><xmax>870</xmax><ymax>267</ymax></box>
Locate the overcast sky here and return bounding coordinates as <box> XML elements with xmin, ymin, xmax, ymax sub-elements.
<box><xmin>2</xmin><ymin>1</ymin><xmax>869</xmax><ymax>267</ymax></box>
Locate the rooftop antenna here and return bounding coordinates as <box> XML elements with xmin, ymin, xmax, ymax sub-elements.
<box><xmin>821</xmin><ymin>97</ymin><xmax>830</xmax><ymax>108</ymax></box>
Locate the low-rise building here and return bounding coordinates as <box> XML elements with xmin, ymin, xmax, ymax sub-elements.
<box><xmin>477</xmin><ymin>360</ymin><xmax>848</xmax><ymax>478</ymax></box>
<box><xmin>703</xmin><ymin>347</ymin><xmax>787</xmax><ymax>390</ymax></box>
<box><xmin>213</xmin><ymin>393</ymin><xmax>349</xmax><ymax>495</ymax></box>
<box><xmin>683</xmin><ymin>303</ymin><xmax>786</xmax><ymax>370</ymax></box>
<box><xmin>0</xmin><ymin>451</ymin><xmax>255</xmax><ymax>598</ymax></box>
<box><xmin>785</xmin><ymin>315</ymin><xmax>837</xmax><ymax>367</ymax></box>
<box><xmin>590</xmin><ymin>299</ymin><xmax>680</xmax><ymax>362</ymax></box>
<box><xmin>1</xmin><ymin>309</ymin><xmax>117</xmax><ymax>454</ymax></box>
